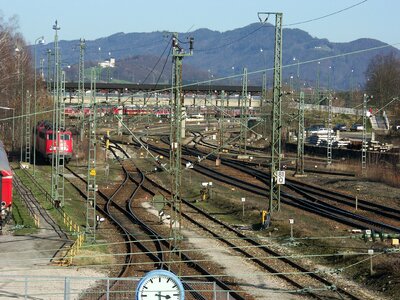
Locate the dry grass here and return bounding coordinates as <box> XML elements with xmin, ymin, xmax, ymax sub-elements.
<box><xmin>363</xmin><ymin>165</ymin><xmax>400</xmax><ymax>187</ymax></box>
<box><xmin>328</xmin><ymin>158</ymin><xmax>400</xmax><ymax>188</ymax></box>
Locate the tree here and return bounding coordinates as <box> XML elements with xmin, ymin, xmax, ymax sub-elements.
<box><xmin>365</xmin><ymin>52</ymin><xmax>400</xmax><ymax>110</ymax></box>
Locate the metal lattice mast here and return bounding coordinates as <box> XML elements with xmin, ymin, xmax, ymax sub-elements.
<box><xmin>259</xmin><ymin>12</ymin><xmax>283</xmax><ymax>214</ymax></box>
<box><xmin>51</xmin><ymin>21</ymin><xmax>61</xmax><ymax>201</ymax></box>
<box><xmin>262</xmin><ymin>72</ymin><xmax>267</xmax><ymax>101</ymax></box>
<box><xmin>220</xmin><ymin>90</ymin><xmax>225</xmax><ymax>151</ymax></box>
<box><xmin>327</xmin><ymin>94</ymin><xmax>333</xmax><ymax>165</ymax></box>
<box><xmin>56</xmin><ymin>71</ymin><xmax>66</xmax><ymax>207</ymax></box>
<box><xmin>46</xmin><ymin>49</ymin><xmax>52</xmax><ymax>94</ymax></box>
<box><xmin>262</xmin><ymin>72</ymin><xmax>268</xmax><ymax>138</ymax></box>
<box><xmin>362</xmin><ymin>94</ymin><xmax>367</xmax><ymax>171</ymax></box>
<box><xmin>19</xmin><ymin>55</ymin><xmax>24</xmax><ymax>163</ymax></box>
<box><xmin>34</xmin><ymin>37</ymin><xmax>44</xmax><ymax>177</ymax></box>
<box><xmin>78</xmin><ymin>38</ymin><xmax>86</xmax><ymax>141</ymax></box>
<box><xmin>86</xmin><ymin>68</ymin><xmax>97</xmax><ymax>242</ymax></box>
<box><xmin>315</xmin><ymin>61</ymin><xmax>320</xmax><ymax>102</ymax></box>
<box><xmin>169</xmin><ymin>33</ymin><xmax>193</xmax><ymax>272</ymax></box>
<box><xmin>240</xmin><ymin>68</ymin><xmax>248</xmax><ymax>155</ymax></box>
<box><xmin>24</xmin><ymin>91</ymin><xmax>31</xmax><ymax>163</ymax></box>
<box><xmin>296</xmin><ymin>91</ymin><xmax>305</xmax><ymax>175</ymax></box>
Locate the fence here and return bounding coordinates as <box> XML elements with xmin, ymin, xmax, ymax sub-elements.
<box><xmin>0</xmin><ymin>275</ymin><xmax>236</xmax><ymax>300</ymax></box>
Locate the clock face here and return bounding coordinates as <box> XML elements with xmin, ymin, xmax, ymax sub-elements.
<box><xmin>136</xmin><ymin>270</ymin><xmax>184</xmax><ymax>300</ymax></box>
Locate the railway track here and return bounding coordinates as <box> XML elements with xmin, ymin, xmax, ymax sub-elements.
<box><xmin>109</xmin><ymin>144</ymin><xmax>251</xmax><ymax>300</ymax></box>
<box><xmin>13</xmin><ymin>172</ymin><xmax>70</xmax><ymax>241</ymax></box>
<box><xmin>64</xmin><ymin>164</ymin><xmax>138</xmax><ymax>298</ymax></box>
<box><xmin>195</xmin><ymin>133</ymin><xmax>398</xmax><ymax>218</ymax></box>
<box><xmin>113</xmin><ymin>141</ymin><xmax>366</xmax><ymax>299</ymax></box>
<box><xmin>181</xmin><ymin>136</ymin><xmax>400</xmax><ymax>234</ymax></box>
<box><xmin>194</xmin><ymin>132</ymin><xmax>356</xmax><ymax>177</ymax></box>
<box><xmin>66</xmin><ymin>150</ymin><xmax>249</xmax><ymax>299</ymax></box>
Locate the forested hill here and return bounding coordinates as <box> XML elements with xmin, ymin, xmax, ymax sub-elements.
<box><xmin>35</xmin><ymin>23</ymin><xmax>400</xmax><ymax>90</ymax></box>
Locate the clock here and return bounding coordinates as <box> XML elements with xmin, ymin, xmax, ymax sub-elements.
<box><xmin>136</xmin><ymin>269</ymin><xmax>185</xmax><ymax>300</ymax></box>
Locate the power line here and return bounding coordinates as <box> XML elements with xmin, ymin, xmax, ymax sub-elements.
<box><xmin>284</xmin><ymin>0</ymin><xmax>368</xmax><ymax>27</ymax></box>
<box><xmin>141</xmin><ymin>36</ymin><xmax>172</xmax><ymax>84</ymax></box>
<box><xmin>197</xmin><ymin>1</ymin><xmax>368</xmax><ymax>53</ymax></box>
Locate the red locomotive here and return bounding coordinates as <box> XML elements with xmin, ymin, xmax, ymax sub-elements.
<box><xmin>35</xmin><ymin>121</ymin><xmax>73</xmax><ymax>162</ymax></box>
<box><xmin>0</xmin><ymin>141</ymin><xmax>12</xmax><ymax>229</ymax></box>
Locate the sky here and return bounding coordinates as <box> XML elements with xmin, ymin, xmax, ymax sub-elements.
<box><xmin>0</xmin><ymin>0</ymin><xmax>399</xmax><ymax>48</ymax></box>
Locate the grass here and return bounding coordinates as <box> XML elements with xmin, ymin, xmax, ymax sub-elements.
<box><xmin>11</xmin><ymin>161</ymin><xmax>119</xmax><ymax>266</ymax></box>
<box><xmin>71</xmin><ymin>243</ymin><xmax>116</xmax><ymax>267</ymax></box>
<box><xmin>11</xmin><ymin>191</ymin><xmax>39</xmax><ymax>235</ymax></box>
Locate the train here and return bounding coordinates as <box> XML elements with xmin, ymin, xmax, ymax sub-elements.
<box><xmin>35</xmin><ymin>121</ymin><xmax>74</xmax><ymax>162</ymax></box>
<box><xmin>0</xmin><ymin>141</ymin><xmax>12</xmax><ymax>229</ymax></box>
<box><xmin>63</xmin><ymin>104</ymin><xmax>259</xmax><ymax>119</ymax></box>
<box><xmin>64</xmin><ymin>104</ymin><xmax>173</xmax><ymax>118</ymax></box>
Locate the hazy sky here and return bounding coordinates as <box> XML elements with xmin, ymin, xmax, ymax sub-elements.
<box><xmin>1</xmin><ymin>0</ymin><xmax>399</xmax><ymax>48</ymax></box>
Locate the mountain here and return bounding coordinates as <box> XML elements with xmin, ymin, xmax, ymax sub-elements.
<box><xmin>33</xmin><ymin>23</ymin><xmax>400</xmax><ymax>90</ymax></box>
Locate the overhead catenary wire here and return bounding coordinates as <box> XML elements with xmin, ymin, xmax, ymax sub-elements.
<box><xmin>0</xmin><ymin>249</ymin><xmax>393</xmax><ymax>279</ymax></box>
<box><xmin>0</xmin><ymin>232</ymin><xmax>376</xmax><ymax>256</ymax></box>
<box><xmin>196</xmin><ymin>0</ymin><xmax>369</xmax><ymax>53</ymax></box>
<box><xmin>141</xmin><ymin>36</ymin><xmax>172</xmax><ymax>85</ymax></box>
<box><xmin>284</xmin><ymin>0</ymin><xmax>368</xmax><ymax>27</ymax></box>
<box><xmin>0</xmin><ymin>219</ymin><xmax>396</xmax><ymax>263</ymax></box>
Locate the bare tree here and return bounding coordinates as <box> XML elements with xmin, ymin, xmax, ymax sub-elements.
<box><xmin>0</xmin><ymin>13</ymin><xmax>41</xmax><ymax>151</ymax></box>
<box><xmin>365</xmin><ymin>52</ymin><xmax>400</xmax><ymax>110</ymax></box>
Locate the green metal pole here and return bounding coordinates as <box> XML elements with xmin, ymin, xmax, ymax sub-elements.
<box><xmin>327</xmin><ymin>94</ymin><xmax>333</xmax><ymax>165</ymax></box>
<box><xmin>296</xmin><ymin>92</ymin><xmax>305</xmax><ymax>175</ymax></box>
<box><xmin>17</xmin><ymin>49</ymin><xmax>24</xmax><ymax>162</ymax></box>
<box><xmin>169</xmin><ymin>33</ymin><xmax>193</xmax><ymax>273</ymax></box>
<box><xmin>316</xmin><ymin>61</ymin><xmax>320</xmax><ymax>102</ymax></box>
<box><xmin>241</xmin><ymin>68</ymin><xmax>248</xmax><ymax>155</ymax></box>
<box><xmin>86</xmin><ymin>67</ymin><xmax>97</xmax><ymax>242</ymax></box>
<box><xmin>46</xmin><ymin>49</ymin><xmax>52</xmax><ymax>94</ymax></box>
<box><xmin>78</xmin><ymin>38</ymin><xmax>86</xmax><ymax>142</ymax></box>
<box><xmin>33</xmin><ymin>36</ymin><xmax>44</xmax><ymax>176</ymax></box>
<box><xmin>268</xmin><ymin>12</ymin><xmax>283</xmax><ymax>213</ymax></box>
<box><xmin>362</xmin><ymin>94</ymin><xmax>367</xmax><ymax>172</ymax></box>
<box><xmin>51</xmin><ymin>20</ymin><xmax>60</xmax><ymax>202</ymax></box>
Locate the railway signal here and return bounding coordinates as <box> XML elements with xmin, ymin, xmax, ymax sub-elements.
<box><xmin>276</xmin><ymin>170</ymin><xmax>286</xmax><ymax>185</ymax></box>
